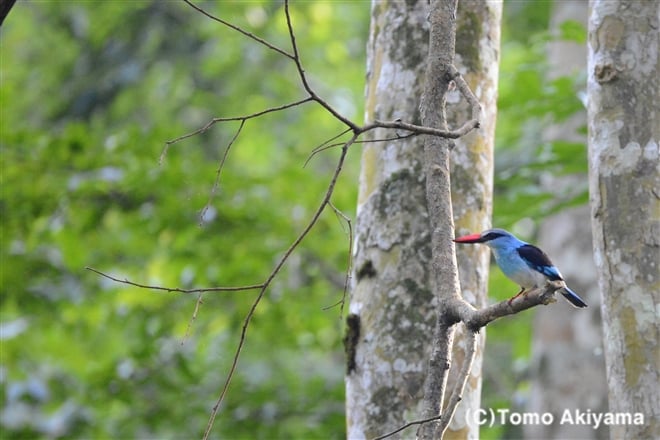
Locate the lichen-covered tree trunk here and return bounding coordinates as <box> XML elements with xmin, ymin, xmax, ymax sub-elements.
<box><xmin>345</xmin><ymin>3</ymin><xmax>434</xmax><ymax>438</ymax></box>
<box><xmin>587</xmin><ymin>1</ymin><xmax>660</xmax><ymax>439</ymax></box>
<box><xmin>345</xmin><ymin>1</ymin><xmax>500</xmax><ymax>438</ymax></box>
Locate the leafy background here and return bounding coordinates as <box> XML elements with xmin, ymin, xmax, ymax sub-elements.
<box><xmin>1</xmin><ymin>1</ymin><xmax>586</xmax><ymax>439</ymax></box>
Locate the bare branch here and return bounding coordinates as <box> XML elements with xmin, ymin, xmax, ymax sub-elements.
<box><xmin>199</xmin><ymin>119</ymin><xmax>245</xmax><ymax>225</ymax></box>
<box><xmin>372</xmin><ymin>414</ymin><xmax>444</xmax><ymax>440</ymax></box>
<box><xmin>108</xmin><ymin>3</ymin><xmax>491</xmax><ymax>438</ymax></box>
<box><xmin>304</xmin><ymin>128</ymin><xmax>353</xmax><ymax>167</ymax></box>
<box><xmin>372</xmin><ymin>329</ymin><xmax>482</xmax><ymax>440</ymax></box>
<box><xmin>363</xmin><ymin>119</ymin><xmax>477</xmax><ymax>139</ymax></box>
<box><xmin>85</xmin><ymin>266</ymin><xmax>264</xmax><ymax>293</ymax></box>
<box><xmin>459</xmin><ymin>281</ymin><xmax>562</xmax><ymax>332</ymax></box>
<box><xmin>182</xmin><ymin>0</ymin><xmax>294</xmax><ymax>59</ymax></box>
<box><xmin>306</xmin><ymin>131</ymin><xmax>418</xmax><ymax>168</ymax></box>
<box><xmin>325</xmin><ymin>201</ymin><xmax>353</xmax><ymax>317</ymax></box>
<box><xmin>162</xmin><ymin>97</ymin><xmax>314</xmax><ymax>151</ymax></box>
<box><xmin>355</xmin><ymin>132</ymin><xmax>417</xmax><ymax>144</ymax></box>
<box><xmin>435</xmin><ymin>328</ymin><xmax>477</xmax><ymax>437</ymax></box>
<box><xmin>416</xmin><ymin>0</ymin><xmax>463</xmax><ymax>437</ymax></box>
<box><xmin>283</xmin><ymin>1</ymin><xmax>360</xmax><ymax>131</ymax></box>
<box><xmin>417</xmin><ymin>317</ymin><xmax>456</xmax><ymax>440</ymax></box>
<box><xmin>449</xmin><ymin>64</ymin><xmax>482</xmax><ymax>134</ymax></box>
<box><xmin>181</xmin><ymin>293</ymin><xmax>204</xmax><ymax>346</ymax></box>
<box><xmin>202</xmin><ymin>134</ymin><xmax>358</xmax><ymax>440</ymax></box>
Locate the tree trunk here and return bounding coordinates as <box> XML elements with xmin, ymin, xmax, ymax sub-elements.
<box><xmin>447</xmin><ymin>1</ymin><xmax>501</xmax><ymax>438</ymax></box>
<box><xmin>345</xmin><ymin>1</ymin><xmax>500</xmax><ymax>438</ymax></box>
<box><xmin>345</xmin><ymin>2</ymin><xmax>436</xmax><ymax>438</ymax></box>
<box><xmin>527</xmin><ymin>2</ymin><xmax>608</xmax><ymax>439</ymax></box>
<box><xmin>587</xmin><ymin>1</ymin><xmax>660</xmax><ymax>439</ymax></box>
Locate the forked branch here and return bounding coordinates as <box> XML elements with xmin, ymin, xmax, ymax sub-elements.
<box><xmin>376</xmin><ymin>281</ymin><xmax>567</xmax><ymax>440</ymax></box>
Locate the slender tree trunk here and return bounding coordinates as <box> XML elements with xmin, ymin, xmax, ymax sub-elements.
<box><xmin>345</xmin><ymin>1</ymin><xmax>501</xmax><ymax>438</ymax></box>
<box><xmin>448</xmin><ymin>1</ymin><xmax>501</xmax><ymax>438</ymax></box>
<box><xmin>527</xmin><ymin>2</ymin><xmax>608</xmax><ymax>438</ymax></box>
<box><xmin>587</xmin><ymin>1</ymin><xmax>660</xmax><ymax>439</ymax></box>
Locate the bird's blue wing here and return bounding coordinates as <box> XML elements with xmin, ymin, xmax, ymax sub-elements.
<box><xmin>516</xmin><ymin>244</ymin><xmax>563</xmax><ymax>281</ymax></box>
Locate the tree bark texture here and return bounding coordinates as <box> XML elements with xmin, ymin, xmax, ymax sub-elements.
<box><xmin>587</xmin><ymin>1</ymin><xmax>660</xmax><ymax>439</ymax></box>
<box><xmin>346</xmin><ymin>2</ymin><xmax>435</xmax><ymax>438</ymax></box>
<box><xmin>447</xmin><ymin>1</ymin><xmax>501</xmax><ymax>438</ymax></box>
<box><xmin>416</xmin><ymin>1</ymin><xmax>462</xmax><ymax>437</ymax></box>
<box><xmin>346</xmin><ymin>1</ymin><xmax>500</xmax><ymax>438</ymax></box>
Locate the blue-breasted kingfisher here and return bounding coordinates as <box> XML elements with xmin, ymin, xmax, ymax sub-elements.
<box><xmin>454</xmin><ymin>228</ymin><xmax>588</xmax><ymax>308</ymax></box>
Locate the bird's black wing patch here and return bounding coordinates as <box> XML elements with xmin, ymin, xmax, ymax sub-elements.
<box><xmin>517</xmin><ymin>244</ymin><xmax>563</xmax><ymax>281</ymax></box>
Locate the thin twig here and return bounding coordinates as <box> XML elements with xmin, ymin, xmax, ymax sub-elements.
<box><xmin>354</xmin><ymin>132</ymin><xmax>417</xmax><ymax>144</ymax></box>
<box><xmin>181</xmin><ymin>293</ymin><xmax>204</xmax><ymax>346</ymax></box>
<box><xmin>363</xmin><ymin>118</ymin><xmax>477</xmax><ymax>139</ymax></box>
<box><xmin>304</xmin><ymin>127</ymin><xmax>352</xmax><ymax>167</ymax></box>
<box><xmin>306</xmin><ymin>132</ymin><xmax>418</xmax><ymax>167</ymax></box>
<box><xmin>436</xmin><ymin>328</ymin><xmax>477</xmax><ymax>437</ymax></box>
<box><xmin>372</xmin><ymin>414</ymin><xmax>443</xmax><ymax>440</ymax></box>
<box><xmin>325</xmin><ymin>201</ymin><xmax>353</xmax><ymax>317</ymax></box>
<box><xmin>376</xmin><ymin>329</ymin><xmax>477</xmax><ymax>440</ymax></box>
<box><xmin>182</xmin><ymin>0</ymin><xmax>293</xmax><ymax>59</ymax></box>
<box><xmin>199</xmin><ymin>120</ymin><xmax>245</xmax><ymax>225</ymax></box>
<box><xmin>202</xmin><ymin>135</ymin><xmax>358</xmax><ymax>440</ymax></box>
<box><xmin>86</xmin><ymin>267</ymin><xmax>264</xmax><ymax>293</ymax></box>
<box><xmin>448</xmin><ymin>64</ymin><xmax>482</xmax><ymax>136</ymax></box>
<box><xmin>163</xmin><ymin>97</ymin><xmax>313</xmax><ymax>150</ymax></box>
<box><xmin>283</xmin><ymin>1</ymin><xmax>360</xmax><ymax>131</ymax></box>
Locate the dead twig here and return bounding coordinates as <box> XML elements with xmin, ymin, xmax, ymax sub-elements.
<box><xmin>202</xmin><ymin>134</ymin><xmax>358</xmax><ymax>440</ymax></box>
<box><xmin>86</xmin><ymin>266</ymin><xmax>264</xmax><ymax>293</ymax></box>
<box><xmin>199</xmin><ymin>119</ymin><xmax>245</xmax><ymax>226</ymax></box>
<box><xmin>161</xmin><ymin>97</ymin><xmax>314</xmax><ymax>160</ymax></box>
<box><xmin>182</xmin><ymin>0</ymin><xmax>293</xmax><ymax>59</ymax></box>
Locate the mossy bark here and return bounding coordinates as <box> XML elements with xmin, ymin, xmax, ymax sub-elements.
<box><xmin>588</xmin><ymin>1</ymin><xmax>660</xmax><ymax>439</ymax></box>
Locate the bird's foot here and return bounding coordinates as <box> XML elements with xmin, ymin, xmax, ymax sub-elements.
<box><xmin>507</xmin><ymin>287</ymin><xmax>528</xmax><ymax>306</ymax></box>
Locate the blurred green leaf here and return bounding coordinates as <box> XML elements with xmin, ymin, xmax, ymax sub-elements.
<box><xmin>559</xmin><ymin>19</ymin><xmax>587</xmax><ymax>43</ymax></box>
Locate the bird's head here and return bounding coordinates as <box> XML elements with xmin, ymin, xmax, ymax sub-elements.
<box><xmin>453</xmin><ymin>228</ymin><xmax>520</xmax><ymax>249</ymax></box>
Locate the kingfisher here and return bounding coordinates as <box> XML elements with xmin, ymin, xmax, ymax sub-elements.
<box><xmin>453</xmin><ymin>228</ymin><xmax>588</xmax><ymax>308</ymax></box>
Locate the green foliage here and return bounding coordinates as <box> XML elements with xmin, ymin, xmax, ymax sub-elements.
<box><xmin>559</xmin><ymin>20</ymin><xmax>588</xmax><ymax>44</ymax></box>
<box><xmin>494</xmin><ymin>3</ymin><xmax>588</xmax><ymax>230</ymax></box>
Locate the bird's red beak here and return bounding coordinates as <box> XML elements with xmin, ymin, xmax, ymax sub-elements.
<box><xmin>453</xmin><ymin>233</ymin><xmax>484</xmax><ymax>243</ymax></box>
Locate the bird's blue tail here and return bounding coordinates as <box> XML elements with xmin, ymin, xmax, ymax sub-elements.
<box><xmin>561</xmin><ymin>286</ymin><xmax>588</xmax><ymax>308</ymax></box>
